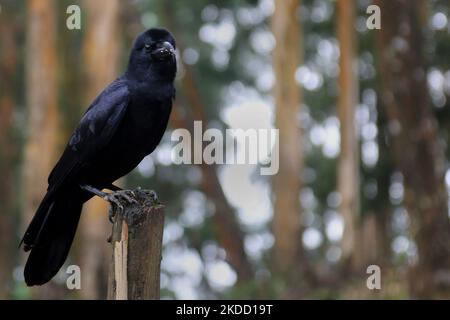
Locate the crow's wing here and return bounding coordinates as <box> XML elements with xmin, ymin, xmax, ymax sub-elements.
<box><xmin>47</xmin><ymin>78</ymin><xmax>130</xmax><ymax>189</ymax></box>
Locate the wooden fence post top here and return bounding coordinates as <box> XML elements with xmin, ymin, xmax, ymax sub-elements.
<box><xmin>107</xmin><ymin>188</ymin><xmax>165</xmax><ymax>300</ymax></box>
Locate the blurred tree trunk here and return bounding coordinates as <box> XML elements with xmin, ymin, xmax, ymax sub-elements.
<box><xmin>271</xmin><ymin>0</ymin><xmax>304</xmax><ymax>276</ymax></box>
<box><xmin>336</xmin><ymin>0</ymin><xmax>360</xmax><ymax>271</ymax></box>
<box><xmin>23</xmin><ymin>0</ymin><xmax>59</xmax><ymax>233</ymax></box>
<box><xmin>22</xmin><ymin>0</ymin><xmax>60</xmax><ymax>298</ymax></box>
<box><xmin>376</xmin><ymin>0</ymin><xmax>450</xmax><ymax>298</ymax></box>
<box><xmin>374</xmin><ymin>112</ymin><xmax>395</xmax><ymax>268</ymax></box>
<box><xmin>0</xmin><ymin>2</ymin><xmax>19</xmax><ymax>298</ymax></box>
<box><xmin>79</xmin><ymin>0</ymin><xmax>122</xmax><ymax>299</ymax></box>
<box><xmin>161</xmin><ymin>2</ymin><xmax>254</xmax><ymax>283</ymax></box>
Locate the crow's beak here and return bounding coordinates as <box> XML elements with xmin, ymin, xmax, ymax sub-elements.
<box><xmin>151</xmin><ymin>41</ymin><xmax>175</xmax><ymax>61</ymax></box>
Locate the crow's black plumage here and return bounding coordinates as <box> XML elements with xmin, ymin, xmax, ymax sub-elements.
<box><xmin>21</xmin><ymin>28</ymin><xmax>177</xmax><ymax>286</ymax></box>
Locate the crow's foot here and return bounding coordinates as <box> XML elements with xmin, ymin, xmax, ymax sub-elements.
<box><xmin>80</xmin><ymin>184</ymin><xmax>142</xmax><ymax>242</ymax></box>
<box><xmin>138</xmin><ymin>188</ymin><xmax>159</xmax><ymax>206</ymax></box>
<box><xmin>104</xmin><ymin>190</ymin><xmax>138</xmax><ymax>223</ymax></box>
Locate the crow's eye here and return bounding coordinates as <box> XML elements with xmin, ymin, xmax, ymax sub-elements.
<box><xmin>144</xmin><ymin>44</ymin><xmax>151</xmax><ymax>50</ymax></box>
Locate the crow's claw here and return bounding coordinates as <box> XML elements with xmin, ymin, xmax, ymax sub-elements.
<box><xmin>104</xmin><ymin>190</ymin><xmax>138</xmax><ymax>223</ymax></box>
<box><xmin>104</xmin><ymin>190</ymin><xmax>138</xmax><ymax>205</ymax></box>
<box><xmin>143</xmin><ymin>190</ymin><xmax>159</xmax><ymax>205</ymax></box>
<box><xmin>108</xmin><ymin>206</ymin><xmax>116</xmax><ymax>223</ymax></box>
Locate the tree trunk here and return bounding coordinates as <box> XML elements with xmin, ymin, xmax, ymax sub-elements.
<box><xmin>376</xmin><ymin>0</ymin><xmax>450</xmax><ymax>298</ymax></box>
<box><xmin>0</xmin><ymin>2</ymin><xmax>19</xmax><ymax>298</ymax></box>
<box><xmin>336</xmin><ymin>0</ymin><xmax>360</xmax><ymax>271</ymax></box>
<box><xmin>271</xmin><ymin>0</ymin><xmax>304</xmax><ymax>275</ymax></box>
<box><xmin>373</xmin><ymin>93</ymin><xmax>396</xmax><ymax>269</ymax></box>
<box><xmin>22</xmin><ymin>0</ymin><xmax>60</xmax><ymax>298</ymax></box>
<box><xmin>23</xmin><ymin>0</ymin><xmax>59</xmax><ymax>230</ymax></box>
<box><xmin>22</xmin><ymin>0</ymin><xmax>58</xmax><ymax>271</ymax></box>
<box><xmin>79</xmin><ymin>0</ymin><xmax>122</xmax><ymax>299</ymax></box>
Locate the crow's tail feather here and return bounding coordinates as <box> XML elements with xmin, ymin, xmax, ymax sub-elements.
<box><xmin>22</xmin><ymin>185</ymin><xmax>85</xmax><ymax>286</ymax></box>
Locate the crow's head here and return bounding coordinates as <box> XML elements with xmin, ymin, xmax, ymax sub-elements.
<box><xmin>128</xmin><ymin>28</ymin><xmax>177</xmax><ymax>81</ymax></box>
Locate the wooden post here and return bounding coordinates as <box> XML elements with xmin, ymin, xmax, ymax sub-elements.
<box><xmin>106</xmin><ymin>189</ymin><xmax>164</xmax><ymax>300</ymax></box>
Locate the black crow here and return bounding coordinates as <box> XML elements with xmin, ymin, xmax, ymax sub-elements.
<box><xmin>21</xmin><ymin>28</ymin><xmax>177</xmax><ymax>286</ymax></box>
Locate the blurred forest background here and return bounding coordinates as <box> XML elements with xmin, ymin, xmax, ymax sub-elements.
<box><xmin>1</xmin><ymin>0</ymin><xmax>450</xmax><ymax>299</ymax></box>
